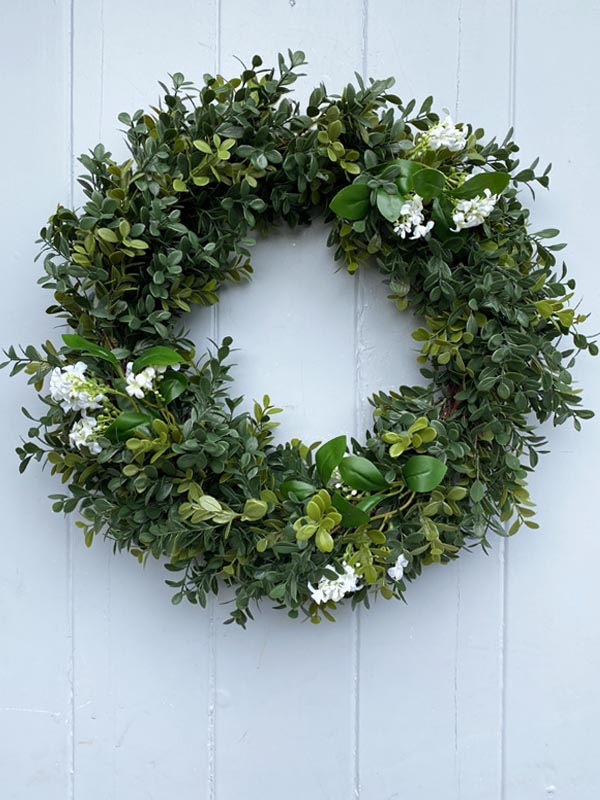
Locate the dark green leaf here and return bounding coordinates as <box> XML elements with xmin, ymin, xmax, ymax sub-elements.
<box><xmin>452</xmin><ymin>172</ymin><xmax>510</xmax><ymax>200</ymax></box>
<box><xmin>332</xmin><ymin>493</ymin><xmax>369</xmax><ymax>528</ymax></box>
<box><xmin>315</xmin><ymin>435</ymin><xmax>347</xmax><ymax>483</ymax></box>
<box><xmin>62</xmin><ymin>334</ymin><xmax>119</xmax><ymax>368</ymax></box>
<box><xmin>411</xmin><ymin>168</ymin><xmax>445</xmax><ymax>200</ymax></box>
<box><xmin>159</xmin><ymin>372</ymin><xmax>188</xmax><ymax>403</ymax></box>
<box><xmin>104</xmin><ymin>412</ymin><xmax>153</xmax><ymax>443</ymax></box>
<box><xmin>329</xmin><ymin>183</ymin><xmax>370</xmax><ymax>220</ymax></box>
<box><xmin>402</xmin><ymin>455</ymin><xmax>447</xmax><ymax>493</ymax></box>
<box><xmin>279</xmin><ymin>480</ymin><xmax>315</xmax><ymax>501</ymax></box>
<box><xmin>132</xmin><ymin>346</ymin><xmax>185</xmax><ymax>372</ymax></box>
<box><xmin>339</xmin><ymin>456</ymin><xmax>388</xmax><ymax>491</ymax></box>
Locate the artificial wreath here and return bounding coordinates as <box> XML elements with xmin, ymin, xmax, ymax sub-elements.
<box><xmin>3</xmin><ymin>51</ymin><xmax>595</xmax><ymax>626</ymax></box>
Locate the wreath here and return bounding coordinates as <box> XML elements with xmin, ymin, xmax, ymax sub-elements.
<box><xmin>3</xmin><ymin>51</ymin><xmax>595</xmax><ymax>626</ymax></box>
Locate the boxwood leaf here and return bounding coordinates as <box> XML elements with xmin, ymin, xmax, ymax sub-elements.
<box><xmin>402</xmin><ymin>455</ymin><xmax>448</xmax><ymax>493</ymax></box>
<box><xmin>329</xmin><ymin>183</ymin><xmax>370</xmax><ymax>220</ymax></box>
<box><xmin>332</xmin><ymin>493</ymin><xmax>370</xmax><ymax>528</ymax></box>
<box><xmin>62</xmin><ymin>334</ymin><xmax>119</xmax><ymax>369</ymax></box>
<box><xmin>339</xmin><ymin>456</ymin><xmax>388</xmax><ymax>491</ymax></box>
<box><xmin>452</xmin><ymin>171</ymin><xmax>510</xmax><ymax>200</ymax></box>
<box><xmin>315</xmin><ymin>435</ymin><xmax>347</xmax><ymax>483</ymax></box>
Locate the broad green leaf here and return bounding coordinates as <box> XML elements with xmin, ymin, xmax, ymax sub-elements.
<box><xmin>159</xmin><ymin>372</ymin><xmax>188</xmax><ymax>404</ymax></box>
<box><xmin>315</xmin><ymin>528</ymin><xmax>334</xmax><ymax>553</ymax></box>
<box><xmin>315</xmin><ymin>435</ymin><xmax>347</xmax><ymax>483</ymax></box>
<box><xmin>332</xmin><ymin>493</ymin><xmax>369</xmax><ymax>528</ymax></box>
<box><xmin>279</xmin><ymin>480</ymin><xmax>315</xmax><ymax>501</ymax></box>
<box><xmin>411</xmin><ymin>168</ymin><xmax>445</xmax><ymax>201</ymax></box>
<box><xmin>173</xmin><ymin>178</ymin><xmax>188</xmax><ymax>192</ymax></box>
<box><xmin>62</xmin><ymin>334</ymin><xmax>119</xmax><ymax>368</ymax></box>
<box><xmin>104</xmin><ymin>411</ymin><xmax>153</xmax><ymax>443</ymax></box>
<box><xmin>402</xmin><ymin>455</ymin><xmax>448</xmax><ymax>493</ymax></box>
<box><xmin>376</xmin><ymin>159</ymin><xmax>421</xmax><ymax>193</ymax></box>
<box><xmin>376</xmin><ymin>188</ymin><xmax>403</xmax><ymax>222</ymax></box>
<box><xmin>356</xmin><ymin>493</ymin><xmax>386</xmax><ymax>513</ymax></box>
<box><xmin>132</xmin><ymin>346</ymin><xmax>185</xmax><ymax>372</ymax></box>
<box><xmin>329</xmin><ymin>183</ymin><xmax>370</xmax><ymax>220</ymax></box>
<box><xmin>452</xmin><ymin>171</ymin><xmax>510</xmax><ymax>200</ymax></box>
<box><xmin>339</xmin><ymin>456</ymin><xmax>388</xmax><ymax>492</ymax></box>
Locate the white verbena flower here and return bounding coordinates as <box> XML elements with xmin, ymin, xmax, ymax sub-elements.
<box><xmin>387</xmin><ymin>553</ymin><xmax>409</xmax><ymax>582</ymax></box>
<box><xmin>425</xmin><ymin>115</ymin><xmax>468</xmax><ymax>152</ymax></box>
<box><xmin>451</xmin><ymin>188</ymin><xmax>497</xmax><ymax>232</ymax></box>
<box><xmin>308</xmin><ymin>562</ymin><xmax>362</xmax><ymax>605</ymax></box>
<box><xmin>393</xmin><ymin>194</ymin><xmax>435</xmax><ymax>241</ymax></box>
<box><xmin>49</xmin><ymin>361</ymin><xmax>105</xmax><ymax>412</ymax></box>
<box><xmin>125</xmin><ymin>362</ymin><xmax>157</xmax><ymax>399</ymax></box>
<box><xmin>69</xmin><ymin>415</ymin><xmax>102</xmax><ymax>455</ymax></box>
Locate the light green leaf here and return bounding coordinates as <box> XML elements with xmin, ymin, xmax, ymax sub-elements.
<box><xmin>376</xmin><ymin>188</ymin><xmax>403</xmax><ymax>222</ymax></box>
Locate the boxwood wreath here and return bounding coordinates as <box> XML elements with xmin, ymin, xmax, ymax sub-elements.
<box><xmin>2</xmin><ymin>51</ymin><xmax>595</xmax><ymax>626</ymax></box>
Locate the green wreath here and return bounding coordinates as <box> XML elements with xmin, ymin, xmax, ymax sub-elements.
<box><xmin>3</xmin><ymin>51</ymin><xmax>595</xmax><ymax>626</ymax></box>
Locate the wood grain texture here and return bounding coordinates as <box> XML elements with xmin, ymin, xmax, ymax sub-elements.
<box><xmin>0</xmin><ymin>1</ymin><xmax>599</xmax><ymax>798</ymax></box>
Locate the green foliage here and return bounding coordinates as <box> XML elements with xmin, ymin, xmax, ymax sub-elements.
<box><xmin>1</xmin><ymin>52</ymin><xmax>595</xmax><ymax>627</ymax></box>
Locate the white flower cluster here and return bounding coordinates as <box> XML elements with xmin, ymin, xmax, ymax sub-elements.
<box><xmin>125</xmin><ymin>362</ymin><xmax>175</xmax><ymax>399</ymax></box>
<box><xmin>69</xmin><ymin>415</ymin><xmax>102</xmax><ymax>455</ymax></box>
<box><xmin>308</xmin><ymin>562</ymin><xmax>362</xmax><ymax>605</ymax></box>
<box><xmin>49</xmin><ymin>362</ymin><xmax>105</xmax><ymax>412</ymax></box>
<box><xmin>387</xmin><ymin>553</ymin><xmax>409</xmax><ymax>582</ymax></box>
<box><xmin>393</xmin><ymin>194</ymin><xmax>435</xmax><ymax>240</ymax></box>
<box><xmin>125</xmin><ymin>363</ymin><xmax>158</xmax><ymax>399</ymax></box>
<box><xmin>425</xmin><ymin>115</ymin><xmax>468</xmax><ymax>152</ymax></box>
<box><xmin>451</xmin><ymin>188</ymin><xmax>497</xmax><ymax>232</ymax></box>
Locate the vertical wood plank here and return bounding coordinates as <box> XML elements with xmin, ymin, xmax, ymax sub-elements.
<box><xmin>504</xmin><ymin>3</ymin><xmax>600</xmax><ymax>797</ymax></box>
<box><xmin>0</xmin><ymin>3</ymin><xmax>72</xmax><ymax>798</ymax></box>
<box><xmin>69</xmin><ymin>2</ymin><xmax>215</xmax><ymax>797</ymax></box>
<box><xmin>212</xmin><ymin>3</ymin><xmax>365</xmax><ymax>799</ymax></box>
<box><xmin>358</xmin><ymin>2</ymin><xmax>511</xmax><ymax>798</ymax></box>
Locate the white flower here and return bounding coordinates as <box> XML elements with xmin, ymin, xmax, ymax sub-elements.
<box><xmin>387</xmin><ymin>553</ymin><xmax>409</xmax><ymax>582</ymax></box>
<box><xmin>125</xmin><ymin>362</ymin><xmax>157</xmax><ymax>399</ymax></box>
<box><xmin>426</xmin><ymin>115</ymin><xmax>468</xmax><ymax>152</ymax></box>
<box><xmin>69</xmin><ymin>415</ymin><xmax>102</xmax><ymax>455</ymax></box>
<box><xmin>393</xmin><ymin>194</ymin><xmax>435</xmax><ymax>241</ymax></box>
<box><xmin>308</xmin><ymin>562</ymin><xmax>362</xmax><ymax>604</ymax></box>
<box><xmin>49</xmin><ymin>362</ymin><xmax>105</xmax><ymax>412</ymax></box>
<box><xmin>451</xmin><ymin>188</ymin><xmax>497</xmax><ymax>231</ymax></box>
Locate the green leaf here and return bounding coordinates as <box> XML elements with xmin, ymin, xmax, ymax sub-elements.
<box><xmin>280</xmin><ymin>480</ymin><xmax>315</xmax><ymax>501</ymax></box>
<box><xmin>332</xmin><ymin>493</ymin><xmax>369</xmax><ymax>528</ymax></box>
<box><xmin>377</xmin><ymin>159</ymin><xmax>421</xmax><ymax>193</ymax></box>
<box><xmin>329</xmin><ymin>183</ymin><xmax>370</xmax><ymax>220</ymax></box>
<box><xmin>315</xmin><ymin>435</ymin><xmax>347</xmax><ymax>483</ymax></box>
<box><xmin>402</xmin><ymin>455</ymin><xmax>447</xmax><ymax>493</ymax></box>
<box><xmin>339</xmin><ymin>456</ymin><xmax>388</xmax><ymax>492</ymax></box>
<box><xmin>173</xmin><ymin>178</ymin><xmax>188</xmax><ymax>192</ymax></box>
<box><xmin>376</xmin><ymin>188</ymin><xmax>403</xmax><ymax>222</ymax></box>
<box><xmin>132</xmin><ymin>346</ymin><xmax>185</xmax><ymax>372</ymax></box>
<box><xmin>97</xmin><ymin>227</ymin><xmax>119</xmax><ymax>243</ymax></box>
<box><xmin>241</xmin><ymin>499</ymin><xmax>268</xmax><ymax>521</ymax></box>
<box><xmin>470</xmin><ymin>480</ymin><xmax>485</xmax><ymax>503</ymax></box>
<box><xmin>315</xmin><ymin>528</ymin><xmax>334</xmax><ymax>553</ymax></box>
<box><xmin>452</xmin><ymin>171</ymin><xmax>510</xmax><ymax>200</ymax></box>
<box><xmin>159</xmin><ymin>372</ymin><xmax>188</xmax><ymax>403</ymax></box>
<box><xmin>411</xmin><ymin>168</ymin><xmax>445</xmax><ymax>201</ymax></box>
<box><xmin>61</xmin><ymin>334</ymin><xmax>119</xmax><ymax>368</ymax></box>
<box><xmin>356</xmin><ymin>493</ymin><xmax>386</xmax><ymax>513</ymax></box>
<box><xmin>104</xmin><ymin>412</ymin><xmax>153</xmax><ymax>443</ymax></box>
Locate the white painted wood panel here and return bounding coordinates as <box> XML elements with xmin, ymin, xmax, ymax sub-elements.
<box><xmin>1</xmin><ymin>2</ymin><xmax>599</xmax><ymax>799</ymax></box>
